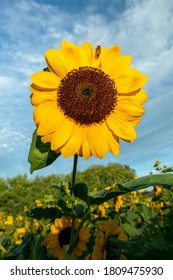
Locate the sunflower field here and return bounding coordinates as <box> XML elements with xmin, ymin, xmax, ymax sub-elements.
<box><xmin>0</xmin><ymin>161</ymin><xmax>173</xmax><ymax>260</ymax></box>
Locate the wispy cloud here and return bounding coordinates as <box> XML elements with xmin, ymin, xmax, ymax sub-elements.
<box><xmin>0</xmin><ymin>0</ymin><xmax>173</xmax><ymax>178</ymax></box>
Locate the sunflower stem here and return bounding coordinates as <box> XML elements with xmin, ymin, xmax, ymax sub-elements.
<box><xmin>71</xmin><ymin>154</ymin><xmax>78</xmax><ymax>195</ymax></box>
<box><xmin>69</xmin><ymin>154</ymin><xmax>78</xmax><ymax>256</ymax></box>
<box><xmin>67</xmin><ymin>210</ymin><xmax>90</xmax><ymax>255</ymax></box>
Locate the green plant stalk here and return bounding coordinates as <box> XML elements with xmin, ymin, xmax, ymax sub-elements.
<box><xmin>69</xmin><ymin>154</ymin><xmax>78</xmax><ymax>255</ymax></box>
<box><xmin>67</xmin><ymin>210</ymin><xmax>90</xmax><ymax>255</ymax></box>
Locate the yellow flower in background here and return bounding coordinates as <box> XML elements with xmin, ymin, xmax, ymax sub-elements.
<box><xmin>33</xmin><ymin>219</ymin><xmax>40</xmax><ymax>230</ymax></box>
<box><xmin>15</xmin><ymin>240</ymin><xmax>22</xmax><ymax>246</ymax></box>
<box><xmin>139</xmin><ymin>188</ymin><xmax>145</xmax><ymax>194</ymax></box>
<box><xmin>44</xmin><ymin>216</ymin><xmax>90</xmax><ymax>259</ymax></box>
<box><xmin>35</xmin><ymin>199</ymin><xmax>43</xmax><ymax>207</ymax></box>
<box><xmin>114</xmin><ymin>195</ymin><xmax>123</xmax><ymax>212</ymax></box>
<box><xmin>16</xmin><ymin>227</ymin><xmax>27</xmax><ymax>235</ymax></box>
<box><xmin>98</xmin><ymin>202</ymin><xmax>109</xmax><ymax>217</ymax></box>
<box><xmin>92</xmin><ymin>220</ymin><xmax>127</xmax><ymax>259</ymax></box>
<box><xmin>153</xmin><ymin>159</ymin><xmax>160</xmax><ymax>167</ymax></box>
<box><xmin>16</xmin><ymin>215</ymin><xmax>23</xmax><ymax>222</ymax></box>
<box><xmin>30</xmin><ymin>41</ymin><xmax>148</xmax><ymax>159</ymax></box>
<box><xmin>154</xmin><ymin>186</ymin><xmax>162</xmax><ymax>196</ymax></box>
<box><xmin>23</xmin><ymin>205</ymin><xmax>28</xmax><ymax>212</ymax></box>
<box><xmin>4</xmin><ymin>216</ymin><xmax>13</xmax><ymax>225</ymax></box>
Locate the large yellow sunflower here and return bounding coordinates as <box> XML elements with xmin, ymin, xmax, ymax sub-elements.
<box><xmin>30</xmin><ymin>41</ymin><xmax>148</xmax><ymax>159</ymax></box>
<box><xmin>44</xmin><ymin>216</ymin><xmax>90</xmax><ymax>259</ymax></box>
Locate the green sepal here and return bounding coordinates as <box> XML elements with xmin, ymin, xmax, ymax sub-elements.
<box><xmin>28</xmin><ymin>130</ymin><xmax>61</xmax><ymax>174</ymax></box>
<box><xmin>43</xmin><ymin>67</ymin><xmax>50</xmax><ymax>72</ymax></box>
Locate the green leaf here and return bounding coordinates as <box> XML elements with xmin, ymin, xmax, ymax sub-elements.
<box><xmin>27</xmin><ymin>207</ymin><xmax>62</xmax><ymax>220</ymax></box>
<box><xmin>74</xmin><ymin>183</ymin><xmax>89</xmax><ymax>204</ymax></box>
<box><xmin>122</xmin><ymin>223</ymin><xmax>144</xmax><ymax>237</ymax></box>
<box><xmin>28</xmin><ymin>130</ymin><xmax>61</xmax><ymax>173</ymax></box>
<box><xmin>124</xmin><ymin>174</ymin><xmax>173</xmax><ymax>190</ymax></box>
<box><xmin>0</xmin><ymin>236</ymin><xmax>6</xmax><ymax>253</ymax></box>
<box><xmin>162</xmin><ymin>167</ymin><xmax>173</xmax><ymax>173</ymax></box>
<box><xmin>88</xmin><ymin>184</ymin><xmax>129</xmax><ymax>205</ymax></box>
<box><xmin>74</xmin><ymin>204</ymin><xmax>88</xmax><ymax>218</ymax></box>
<box><xmin>138</xmin><ymin>204</ymin><xmax>156</xmax><ymax>220</ymax></box>
<box><xmin>109</xmin><ymin>237</ymin><xmax>143</xmax><ymax>252</ymax></box>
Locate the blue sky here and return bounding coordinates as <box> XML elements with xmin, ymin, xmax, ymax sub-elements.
<box><xmin>0</xmin><ymin>0</ymin><xmax>173</xmax><ymax>179</ymax></box>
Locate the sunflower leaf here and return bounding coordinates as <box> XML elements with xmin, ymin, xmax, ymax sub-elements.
<box><xmin>88</xmin><ymin>184</ymin><xmax>129</xmax><ymax>205</ymax></box>
<box><xmin>26</xmin><ymin>206</ymin><xmax>62</xmax><ymax>220</ymax></box>
<box><xmin>124</xmin><ymin>174</ymin><xmax>173</xmax><ymax>189</ymax></box>
<box><xmin>28</xmin><ymin>130</ymin><xmax>61</xmax><ymax>173</ymax></box>
<box><xmin>87</xmin><ymin>174</ymin><xmax>173</xmax><ymax>205</ymax></box>
<box><xmin>74</xmin><ymin>183</ymin><xmax>89</xmax><ymax>204</ymax></box>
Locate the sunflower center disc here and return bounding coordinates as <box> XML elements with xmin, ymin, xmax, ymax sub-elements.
<box><xmin>58</xmin><ymin>227</ymin><xmax>71</xmax><ymax>247</ymax></box>
<box><xmin>57</xmin><ymin>67</ymin><xmax>117</xmax><ymax>125</ymax></box>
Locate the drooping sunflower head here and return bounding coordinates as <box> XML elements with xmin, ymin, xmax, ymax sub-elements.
<box><xmin>44</xmin><ymin>216</ymin><xmax>90</xmax><ymax>259</ymax></box>
<box><xmin>30</xmin><ymin>41</ymin><xmax>148</xmax><ymax>160</ymax></box>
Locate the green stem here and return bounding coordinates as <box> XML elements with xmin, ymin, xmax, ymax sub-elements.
<box><xmin>71</xmin><ymin>154</ymin><xmax>78</xmax><ymax>195</ymax></box>
<box><xmin>69</xmin><ymin>154</ymin><xmax>78</xmax><ymax>254</ymax></box>
<box><xmin>67</xmin><ymin>210</ymin><xmax>90</xmax><ymax>255</ymax></box>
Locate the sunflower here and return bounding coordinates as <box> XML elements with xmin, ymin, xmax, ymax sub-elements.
<box><xmin>30</xmin><ymin>41</ymin><xmax>148</xmax><ymax>159</ymax></box>
<box><xmin>44</xmin><ymin>216</ymin><xmax>90</xmax><ymax>259</ymax></box>
<box><xmin>91</xmin><ymin>220</ymin><xmax>127</xmax><ymax>260</ymax></box>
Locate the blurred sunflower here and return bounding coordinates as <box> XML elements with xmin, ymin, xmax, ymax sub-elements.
<box><xmin>91</xmin><ymin>220</ymin><xmax>127</xmax><ymax>260</ymax></box>
<box><xmin>114</xmin><ymin>195</ymin><xmax>123</xmax><ymax>212</ymax></box>
<box><xmin>30</xmin><ymin>41</ymin><xmax>148</xmax><ymax>159</ymax></box>
<box><xmin>154</xmin><ymin>186</ymin><xmax>162</xmax><ymax>196</ymax></box>
<box><xmin>44</xmin><ymin>216</ymin><xmax>90</xmax><ymax>259</ymax></box>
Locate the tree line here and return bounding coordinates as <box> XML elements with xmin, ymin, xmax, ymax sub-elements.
<box><xmin>0</xmin><ymin>163</ymin><xmax>136</xmax><ymax>215</ymax></box>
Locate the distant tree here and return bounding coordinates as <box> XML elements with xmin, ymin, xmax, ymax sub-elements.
<box><xmin>0</xmin><ymin>163</ymin><xmax>136</xmax><ymax>215</ymax></box>
<box><xmin>74</xmin><ymin>163</ymin><xmax>136</xmax><ymax>191</ymax></box>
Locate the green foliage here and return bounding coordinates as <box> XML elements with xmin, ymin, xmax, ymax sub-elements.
<box><xmin>28</xmin><ymin>130</ymin><xmax>60</xmax><ymax>173</ymax></box>
<box><xmin>72</xmin><ymin>163</ymin><xmax>136</xmax><ymax>191</ymax></box>
<box><xmin>125</xmin><ymin>174</ymin><xmax>173</xmax><ymax>189</ymax></box>
<box><xmin>0</xmin><ymin>163</ymin><xmax>135</xmax><ymax>215</ymax></box>
<box><xmin>1</xmin><ymin>160</ymin><xmax>173</xmax><ymax>260</ymax></box>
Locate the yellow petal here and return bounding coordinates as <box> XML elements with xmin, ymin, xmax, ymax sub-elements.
<box><xmin>135</xmin><ymin>89</ymin><xmax>148</xmax><ymax>104</ymax></box>
<box><xmin>41</xmin><ymin>132</ymin><xmax>54</xmax><ymax>143</ymax></box>
<box><xmin>30</xmin><ymin>87</ymin><xmax>57</xmax><ymax>106</ymax></box>
<box><xmin>106</xmin><ymin>114</ymin><xmax>136</xmax><ymax>141</ymax></box>
<box><xmin>75</xmin><ymin>242</ymin><xmax>87</xmax><ymax>252</ymax></box>
<box><xmin>101</xmin><ymin>44</ymin><xmax>121</xmax><ymax>71</ymax></box>
<box><xmin>107</xmin><ymin>129</ymin><xmax>120</xmax><ymax>156</ymax></box>
<box><xmin>50</xmin><ymin>224</ymin><xmax>59</xmax><ymax>234</ymax></box>
<box><xmin>116</xmin><ymin>68</ymin><xmax>148</xmax><ymax>93</ymax></box>
<box><xmin>106</xmin><ymin>55</ymin><xmax>132</xmax><ymax>79</ymax></box>
<box><xmin>45</xmin><ymin>49</ymin><xmax>70</xmax><ymax>78</ymax></box>
<box><xmin>60</xmin><ymin>125</ymin><xmax>83</xmax><ymax>158</ymax></box>
<box><xmin>33</xmin><ymin>102</ymin><xmax>58</xmax><ymax>126</ymax></box>
<box><xmin>81</xmin><ymin>127</ymin><xmax>91</xmax><ymax>160</ymax></box>
<box><xmin>116</xmin><ymin>100</ymin><xmax>145</xmax><ymax>121</ymax></box>
<box><xmin>37</xmin><ymin>109</ymin><xmax>65</xmax><ymax>136</ymax></box>
<box><xmin>87</xmin><ymin>124</ymin><xmax>108</xmax><ymax>159</ymax></box>
<box><xmin>61</xmin><ymin>41</ymin><xmax>88</xmax><ymax>70</ymax></box>
<box><xmin>82</xmin><ymin>42</ymin><xmax>93</xmax><ymax>65</ymax></box>
<box><xmin>30</xmin><ymin>72</ymin><xmax>60</xmax><ymax>89</ymax></box>
<box><xmin>51</xmin><ymin>118</ymin><xmax>75</xmax><ymax>150</ymax></box>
